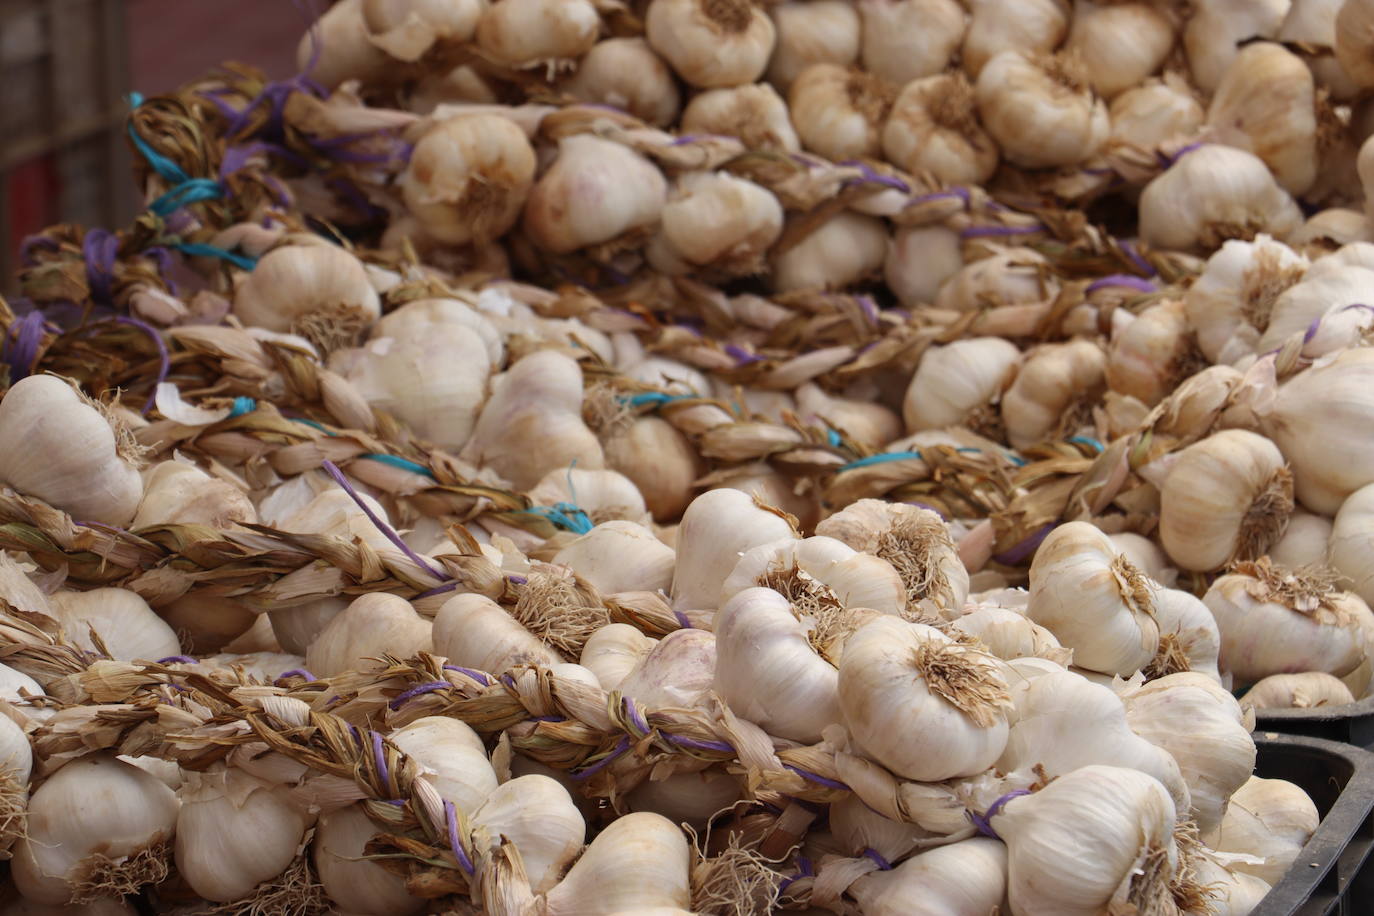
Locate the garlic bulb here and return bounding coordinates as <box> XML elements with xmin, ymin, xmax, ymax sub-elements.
<box><xmin>670</xmin><ymin>487</ymin><xmax>796</xmax><ymax>613</ymax></box>
<box><xmin>617</xmin><ymin>627</ymin><xmax>717</xmax><ymax>710</ymax></box>
<box><xmin>474</xmin><ymin>0</ymin><xmax>598</xmax><ymax>69</ymax></box>
<box><xmin>399</xmin><ymin>114</ymin><xmax>536</xmax><ymax>246</ymax></box>
<box><xmin>1185</xmin><ymin>0</ymin><xmax>1289</xmax><ymax>94</ymax></box>
<box><xmin>14</xmin><ymin>754</ymin><xmax>180</xmax><ymax>905</ymax></box>
<box><xmin>49</xmin><ymin>588</ymin><xmax>181</xmax><ymax>663</ymax></box>
<box><xmin>553</xmin><ymin>521</ymin><xmax>674</xmax><ymax>595</ymax></box>
<box><xmin>153</xmin><ymin>592</ymin><xmax>258</xmax><ymax>655</ymax></box>
<box><xmin>934</xmin><ymin>247</ymin><xmax>1059</xmax><ymax>313</ymax></box>
<box><xmin>789</xmin><ymin>63</ymin><xmax>892</xmax><ymax>161</ymax></box>
<box><xmin>1122</xmin><ymin>673</ymin><xmax>1256</xmax><ymax>833</ymax></box>
<box><xmin>1265</xmin><ymin>348</ymin><xmax>1374</xmax><ymax>513</ymax></box>
<box><xmin>1271</xmin><ymin>510</ymin><xmax>1333</xmax><ymax>569</ymax></box>
<box><xmin>1331</xmin><ymin>483</ymin><xmax>1374</xmax><ymax>607</ymax></box>
<box><xmin>1139</xmin><ymin>145</ymin><xmax>1304</xmax><ymax>252</ymax></box>
<box><xmin>232</xmin><ymin>243</ymin><xmax>381</xmax><ymax>335</ymax></box>
<box><xmin>816</xmin><ymin>500</ymin><xmax>968</xmax><ymax>614</ymax></box>
<box><xmin>848</xmin><ymin>838</ymin><xmax>1008</xmax><ymax>916</ymax></box>
<box><xmin>882</xmin><ymin>73</ymin><xmax>998</xmax><ymax>186</ymax></box>
<box><xmin>563</xmin><ymin>38</ymin><xmax>680</xmax><ymax>127</ymax></box>
<box><xmin>772</xmin><ymin>211</ymin><xmax>888</xmax><ymax>293</ymax></box>
<box><xmin>470</xmin><ymin>775</ymin><xmax>586</xmax><ymax>894</ymax></box>
<box><xmin>1159</xmin><ymin>430</ymin><xmax>1293</xmax><ymax>572</ymax></box>
<box><xmin>460</xmin><ymin>350</ymin><xmax>603</xmax><ymax>491</ymax></box>
<box><xmin>830</xmin><ymin>793</ymin><xmax>933</xmax><ymax>861</ymax></box>
<box><xmin>1107</xmin><ymin>75</ymin><xmax>1205</xmax><ymax>154</ymax></box>
<box><xmin>678</xmin><ymin>83</ymin><xmax>800</xmax><ymax>152</ymax></box>
<box><xmin>903</xmin><ymin>337</ymin><xmax>1020</xmax><ymax>433</ymax></box>
<box><xmin>132</xmin><ymin>460</ymin><xmax>255</xmax><ymax>530</ymax></box>
<box><xmin>390</xmin><ymin>717</ymin><xmax>497</xmax><ymax>812</ymax></box>
<box><xmin>1205</xmin><ymin>775</ymin><xmax>1319</xmax><ymax>885</ymax></box>
<box><xmin>991</xmin><ymin>765</ymin><xmax>1179</xmax><ymax>916</ymax></box>
<box><xmin>298</xmin><ymin>0</ymin><xmax>390</xmax><ymax>89</ymax></box>
<box><xmin>624</xmin><ymin>769</ymin><xmax>742</xmax><ymax>827</ymax></box>
<box><xmin>1028</xmin><ymin>522</ymin><xmax>1160</xmax><ymax>676</ymax></box>
<box><xmin>765</xmin><ymin>1</ymin><xmax>860</xmax><ymax>92</ymax></box>
<box><xmin>1108</xmin><ymin>533</ymin><xmax>1173</xmax><ymax>586</ymax></box>
<box><xmin>722</xmin><ymin>535</ymin><xmax>907</xmax><ymax>617</ymax></box>
<box><xmin>1105</xmin><ymin>298</ymin><xmax>1195</xmax><ymax>407</ymax></box>
<box><xmin>650</xmin><ymin>172</ymin><xmax>783</xmax><ymax>275</ymax></box>
<box><xmin>361</xmin><ymin>0</ymin><xmax>485</xmax><ymax>61</ymax></box>
<box><xmin>999</xmin><ymin>669</ymin><xmax>1191</xmax><ymax>809</ymax></box>
<box><xmin>962</xmin><ymin>0</ymin><xmax>1069</xmax><ymax>78</ymax></box>
<box><xmin>714</xmin><ymin>587</ymin><xmax>842</xmax><ymax>741</ymax></box>
<box><xmin>839</xmin><ymin>617</ymin><xmax>1010</xmax><ymax>781</ymax></box>
<box><xmin>0</xmin><ymin>375</ymin><xmax>143</xmax><ymax>526</ymax></box>
<box><xmin>645</xmin><ymin>0</ymin><xmax>775</xmax><ymax>89</ymax></box>
<box><xmin>1204</xmin><ymin>561</ymin><xmax>1374</xmax><ymax>684</ymax></box>
<box><xmin>1066</xmin><ymin>0</ymin><xmax>1176</xmax><ymax>99</ymax></box>
<box><xmin>434</xmin><ymin>593</ymin><xmax>563</xmax><ymax>672</ymax></box>
<box><xmin>1258</xmin><ymin>261</ymin><xmax>1374</xmax><ymax>355</ymax></box>
<box><xmin>795</xmin><ymin>383</ymin><xmax>902</xmax><ymax>448</ymax></box>
<box><xmin>1001</xmin><ymin>339</ymin><xmax>1107</xmax><ymax>449</ymax></box>
<box><xmin>174</xmin><ymin>765</ymin><xmax>311</xmax><ymax>903</ymax></box>
<box><xmin>1337</xmin><ymin>0</ymin><xmax>1374</xmax><ymax>90</ymax></box>
<box><xmin>1243</xmin><ymin>671</ymin><xmax>1356</xmax><ymax>709</ymax></box>
<box><xmin>1207</xmin><ymin>42</ymin><xmax>1318</xmax><ymax>195</ymax></box>
<box><xmin>528</xmin><ymin>467</ymin><xmax>647</xmax><ymax>527</ymax></box>
<box><xmin>314</xmin><ymin>803</ymin><xmax>422</xmax><ymax>915</ymax></box>
<box><xmin>601</xmin><ymin>415</ymin><xmax>702</xmax><ymax>521</ymax></box>
<box><xmin>1184</xmin><ymin>235</ymin><xmax>1309</xmax><ymax>365</ymax></box>
<box><xmin>543</xmin><ymin>812</ymin><xmax>689</xmax><ymax>914</ymax></box>
<box><xmin>580</xmin><ymin>623</ymin><xmax>656</xmax><ymax>690</ymax></box>
<box><xmin>975</xmin><ymin>51</ymin><xmax>1109</xmax><ymax>168</ymax></box>
<box><xmin>885</xmin><ymin>225</ymin><xmax>963</xmax><ymax>308</ymax></box>
<box><xmin>523</xmin><ymin>135</ymin><xmax>666</xmax><ymax>255</ymax></box>
<box><xmin>952</xmin><ymin>605</ymin><xmax>1071</xmax><ymax>665</ymax></box>
<box><xmin>305</xmin><ymin>593</ymin><xmax>432</xmax><ymax>677</ymax></box>
<box><xmin>1149</xmin><ymin>588</ymin><xmax>1223</xmax><ymax>681</ymax></box>
<box><xmin>859</xmin><ymin>0</ymin><xmax>966</xmax><ymax>85</ymax></box>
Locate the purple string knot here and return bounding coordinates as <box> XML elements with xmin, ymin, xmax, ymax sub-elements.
<box><xmin>966</xmin><ymin>789</ymin><xmax>1031</xmax><ymax>839</ymax></box>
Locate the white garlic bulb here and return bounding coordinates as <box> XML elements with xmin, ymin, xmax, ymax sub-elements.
<box><xmin>1205</xmin><ymin>775</ymin><xmax>1319</xmax><ymax>885</ymax></box>
<box><xmin>1107</xmin><ymin>75</ymin><xmax>1206</xmax><ymax>155</ymax></box>
<box><xmin>678</xmin><ymin>83</ymin><xmax>800</xmax><ymax>152</ymax></box>
<box><xmin>601</xmin><ymin>415</ymin><xmax>703</xmax><ymax>521</ymax></box>
<box><xmin>1066</xmin><ymin>0</ymin><xmax>1176</xmax><ymax>99</ymax></box>
<box><xmin>14</xmin><ymin>754</ymin><xmax>180</xmax><ymax>905</ymax></box>
<box><xmin>765</xmin><ymin>1</ymin><xmax>860</xmax><ymax>92</ymax></box>
<box><xmin>553</xmin><ymin>521</ymin><xmax>674</xmax><ymax>595</ymax></box>
<box><xmin>934</xmin><ymin>246</ymin><xmax>1059</xmax><ymax>313</ymax></box>
<box><xmin>232</xmin><ymin>243</ymin><xmax>381</xmax><ymax>335</ymax></box>
<box><xmin>434</xmin><ymin>593</ymin><xmax>563</xmax><ymax>672</ymax></box>
<box><xmin>314</xmin><ymin>803</ymin><xmax>422</xmax><ymax>915</ymax></box>
<box><xmin>523</xmin><ymin>135</ymin><xmax>666</xmax><ymax>255</ymax></box>
<box><xmin>859</xmin><ymin>0</ymin><xmax>965</xmax><ymax>85</ymax></box>
<box><xmin>795</xmin><ymin>383</ymin><xmax>902</xmax><ymax>448</ymax></box>
<box><xmin>1184</xmin><ymin>234</ymin><xmax>1309</xmax><ymax>365</ymax></box>
<box><xmin>580</xmin><ymin>623</ymin><xmax>656</xmax><ymax>691</ymax></box>
<box><xmin>399</xmin><ymin>114</ymin><xmax>536</xmax><ymax>247</ymax></box>
<box><xmin>670</xmin><ymin>487</ymin><xmax>796</xmax><ymax>614</ymax></box>
<box><xmin>1207</xmin><ymin>42</ymin><xmax>1319</xmax><ymax>196</ymax></box>
<box><xmin>1028</xmin><ymin>522</ymin><xmax>1161</xmax><ymax>676</ymax></box>
<box><xmin>772</xmin><ymin>211</ymin><xmax>888</xmax><ymax>293</ymax></box>
<box><xmin>1150</xmin><ymin>588</ymin><xmax>1223</xmax><ymax>681</ymax></box>
<box><xmin>645</xmin><ymin>0</ymin><xmax>775</xmax><ymax>89</ymax></box>
<box><xmin>1185</xmin><ymin>0</ymin><xmax>1289</xmax><ymax>94</ymax></box>
<box><xmin>975</xmin><ymin>51</ymin><xmax>1109</xmax><ymax>168</ymax></box>
<box><xmin>951</xmin><ymin>605</ymin><xmax>1072</xmax><ymax>665</ymax></box>
<box><xmin>0</xmin><ymin>375</ymin><xmax>143</xmax><ymax>526</ymax></box>
<box><xmin>305</xmin><ymin>593</ymin><xmax>432</xmax><ymax>677</ymax></box>
<box><xmin>903</xmin><ymin>337</ymin><xmax>1020</xmax><ymax>434</ymax></box>
<box><xmin>839</xmin><ymin>616</ymin><xmax>1010</xmax><ymax>781</ymax></box>
<box><xmin>474</xmin><ymin>0</ymin><xmax>598</xmax><ymax>69</ymax></box>
<box><xmin>848</xmin><ymin>838</ymin><xmax>1008</xmax><ymax>916</ymax></box>
<box><xmin>1332</xmin><ymin>483</ymin><xmax>1374</xmax><ymax>610</ymax></box>
<box><xmin>298</xmin><ymin>0</ymin><xmax>391</xmax><ymax>89</ymax></box>
<box><xmin>1270</xmin><ymin>510</ymin><xmax>1333</xmax><ymax>569</ymax></box>
<box><xmin>390</xmin><ymin>716</ymin><xmax>497</xmax><ymax>813</ymax></box>
<box><xmin>49</xmin><ymin>588</ymin><xmax>181</xmax><ymax>663</ymax></box>
<box><xmin>882</xmin><ymin>73</ymin><xmax>998</xmax><ymax>186</ymax></box>
<box><xmin>962</xmin><ymin>0</ymin><xmax>1069</xmax><ymax>78</ymax></box>
<box><xmin>1336</xmin><ymin>0</ymin><xmax>1374</xmax><ymax>90</ymax></box>
<box><xmin>721</xmin><ymin>535</ymin><xmax>907</xmax><ymax>617</ymax></box>
<box><xmin>789</xmin><ymin>63</ymin><xmax>892</xmax><ymax>161</ymax></box>
<box><xmin>884</xmin><ymin>225</ymin><xmax>963</xmax><ymax>308</ymax></box>
<box><xmin>1258</xmin><ymin>261</ymin><xmax>1374</xmax><ymax>356</ymax></box>
<box><xmin>543</xmin><ymin>811</ymin><xmax>689</xmax><ymax>914</ymax></box>
<box><xmin>563</xmin><ymin>38</ymin><xmax>680</xmax><ymax>127</ymax></box>
<box><xmin>1139</xmin><ymin>145</ymin><xmax>1304</xmax><ymax>252</ymax></box>
<box><xmin>361</xmin><ymin>0</ymin><xmax>485</xmax><ymax>61</ymax></box>
<box><xmin>1159</xmin><ymin>430</ymin><xmax>1294</xmax><ymax>572</ymax></box>
<box><xmin>132</xmin><ymin>459</ymin><xmax>256</xmax><ymax>530</ymax></box>
<box><xmin>650</xmin><ymin>171</ymin><xmax>782</xmax><ymax>275</ymax></box>
<box><xmin>1243</xmin><ymin>671</ymin><xmax>1356</xmax><ymax>709</ymax></box>
<box><xmin>1001</xmin><ymin>339</ymin><xmax>1107</xmax><ymax>449</ymax></box>
<box><xmin>469</xmin><ymin>775</ymin><xmax>586</xmax><ymax>894</ymax></box>
<box><xmin>1104</xmin><ymin>298</ymin><xmax>1194</xmax><ymax>407</ymax></box>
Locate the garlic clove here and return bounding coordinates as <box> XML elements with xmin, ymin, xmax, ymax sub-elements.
<box><xmin>470</xmin><ymin>775</ymin><xmax>585</xmax><ymax>895</ymax></box>
<box><xmin>542</xmin><ymin>811</ymin><xmax>689</xmax><ymax>914</ymax></box>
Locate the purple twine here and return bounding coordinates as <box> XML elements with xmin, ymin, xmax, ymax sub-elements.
<box><xmin>500</xmin><ymin>673</ymin><xmax>517</xmax><ymax>689</ymax></box>
<box><xmin>624</xmin><ymin>696</ymin><xmax>651</xmax><ymax>734</ymax></box>
<box><xmin>387</xmin><ymin>681</ymin><xmax>450</xmax><ymax>710</ymax></box>
<box><xmin>19</xmin><ymin>234</ymin><xmax>60</xmax><ymax>266</ymax></box>
<box><xmin>508</xmin><ymin>574</ymin><xmax>528</xmax><ymax>585</ymax></box>
<box><xmin>0</xmin><ymin>312</ymin><xmax>49</xmax><ymax>381</ymax></box>
<box><xmin>857</xmin><ymin>295</ymin><xmax>880</xmax><ymax>325</ymax></box>
<box><xmin>277</xmin><ymin>668</ymin><xmax>317</xmax><ymax>682</ymax></box>
<box><xmin>961</xmin><ymin>224</ymin><xmax>1045</xmax><ymax>240</ymax></box>
<box><xmin>838</xmin><ymin>160</ymin><xmax>911</xmax><ymax>193</ymax></box>
<box><xmin>572</xmin><ymin>736</ymin><xmax>631</xmax><ymax>781</ymax></box>
<box><xmin>778</xmin><ymin>855</ymin><xmax>815</xmax><ymax>894</ymax></box>
<box><xmin>413</xmin><ymin>581</ymin><xmax>460</xmax><ymax>600</ymax></box>
<box><xmin>113</xmin><ymin>316</ymin><xmax>170</xmax><ymax>415</ymax></box>
<box><xmin>1163</xmin><ymin>142</ymin><xmax>1205</xmax><ymax>167</ymax></box>
<box><xmin>673</xmin><ymin>609</ymin><xmax>693</xmax><ymax>629</ymax></box>
<box><xmin>861</xmin><ymin>848</ymin><xmax>893</xmax><ymax>870</ymax></box>
<box><xmin>444</xmin><ymin>800</ymin><xmax>476</xmax><ymax>875</ymax></box>
<box><xmin>991</xmin><ymin>523</ymin><xmax>1056</xmax><ymax>566</ymax></box>
<box><xmin>782</xmin><ymin>764</ymin><xmax>850</xmax><ymax>791</ymax></box>
<box><xmin>966</xmin><ymin>789</ymin><xmax>1031</xmax><ymax>840</ymax></box>
<box><xmin>663</xmin><ymin>732</ymin><xmax>735</xmax><ymax>754</ymax></box>
<box><xmin>725</xmin><ymin>344</ymin><xmax>763</xmax><ymax>365</ymax></box>
<box><xmin>669</xmin><ymin>134</ymin><xmax>708</xmax><ymax>146</ymax></box>
<box><xmin>370</xmin><ymin>731</ymin><xmax>391</xmax><ymax>790</ymax></box>
<box><xmin>220</xmin><ymin>140</ymin><xmax>306</xmax><ymax>180</ymax></box>
<box><xmin>1306</xmin><ymin>303</ymin><xmax>1374</xmax><ymax>345</ymax></box>
<box><xmin>82</xmin><ymin>229</ymin><xmax>120</xmax><ymax>306</ymax></box>
<box><xmin>320</xmin><ymin>460</ymin><xmax>452</xmax><ymax>581</ymax></box>
<box><xmin>156</xmin><ymin>655</ymin><xmax>197</xmax><ymax>665</ymax></box>
<box><xmin>1119</xmin><ymin>240</ymin><xmax>1156</xmax><ymax>277</ymax></box>
<box><xmin>1086</xmin><ymin>274</ymin><xmax>1157</xmax><ymax>294</ymax></box>
<box><xmin>442</xmin><ymin>665</ymin><xmax>494</xmax><ymax>686</ymax></box>
<box><xmin>142</xmin><ymin>246</ymin><xmax>179</xmax><ymax>296</ymax></box>
<box><xmin>905</xmin><ymin>187</ymin><xmax>971</xmax><ymax>210</ymax></box>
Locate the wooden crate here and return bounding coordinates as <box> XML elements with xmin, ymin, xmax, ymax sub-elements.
<box><xmin>1</xmin><ymin>0</ymin><xmax>133</xmax><ymax>291</ymax></box>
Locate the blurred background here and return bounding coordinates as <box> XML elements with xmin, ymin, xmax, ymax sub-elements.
<box><xmin>2</xmin><ymin>0</ymin><xmax>308</xmax><ymax>281</ymax></box>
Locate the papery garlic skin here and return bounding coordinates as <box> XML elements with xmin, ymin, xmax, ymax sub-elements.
<box><xmin>645</xmin><ymin>0</ymin><xmax>775</xmax><ymax>89</ymax></box>
<box><xmin>935</xmin><ymin>247</ymin><xmax>1059</xmax><ymax>313</ymax></box>
<box><xmin>1184</xmin><ymin>235</ymin><xmax>1309</xmax><ymax>365</ymax></box>
<box><xmin>952</xmin><ymin>605</ymin><xmax>1071</xmax><ymax>665</ymax></box>
<box><xmin>305</xmin><ymin>593</ymin><xmax>432</xmax><ymax>677</ymax></box>
<box><xmin>1067</xmin><ymin>0</ymin><xmax>1176</xmax><ymax>99</ymax></box>
<box><xmin>765</xmin><ymin>1</ymin><xmax>860</xmax><ymax>92</ymax></box>
<box><xmin>564</xmin><ymin>38</ymin><xmax>680</xmax><ymax>127</ymax></box>
<box><xmin>848</xmin><ymin>838</ymin><xmax>1008</xmax><ymax>916</ymax></box>
<box><xmin>772</xmin><ymin>211</ymin><xmax>888</xmax><ymax>293</ymax></box>
<box><xmin>962</xmin><ymin>0</ymin><xmax>1069</xmax><ymax>78</ymax></box>
<box><xmin>1330</xmin><ymin>482</ymin><xmax>1374</xmax><ymax>607</ymax></box>
<box><xmin>975</xmin><ymin>51</ymin><xmax>1109</xmax><ymax>168</ymax></box>
<box><xmin>903</xmin><ymin>337</ymin><xmax>1020</xmax><ymax>434</ymax></box>
<box><xmin>523</xmin><ymin>135</ymin><xmax>667</xmax><ymax>255</ymax></box>
<box><xmin>1105</xmin><ymin>299</ymin><xmax>1195</xmax><ymax>408</ymax></box>
<box><xmin>1159</xmin><ymin>430</ymin><xmax>1293</xmax><ymax>572</ymax></box>
<box><xmin>617</xmin><ymin>628</ymin><xmax>717</xmax><ymax>711</ymax></box>
<box><xmin>471</xmin><ymin>775</ymin><xmax>586</xmax><ymax>894</ymax></box>
<box><xmin>581</xmin><ymin>623</ymin><xmax>656</xmax><ymax>691</ymax></box>
<box><xmin>860</xmin><ymin>0</ymin><xmax>966</xmax><ymax>85</ymax></box>
<box><xmin>1243</xmin><ymin>671</ymin><xmax>1356</xmax><ymax>709</ymax></box>
<box><xmin>315</xmin><ymin>803</ymin><xmax>423</xmax><ymax>915</ymax></box>
<box><xmin>14</xmin><ymin>754</ymin><xmax>180</xmax><ymax>905</ymax></box>
<box><xmin>1139</xmin><ymin>145</ymin><xmax>1303</xmax><ymax>252</ymax></box>
<box><xmin>543</xmin><ymin>812</ymin><xmax>689</xmax><ymax>914</ymax></box>
<box><xmin>1336</xmin><ymin>0</ymin><xmax>1374</xmax><ymax>90</ymax></box>
<box><xmin>625</xmin><ymin>769</ymin><xmax>742</xmax><ymax>827</ymax></box>
<box><xmin>1207</xmin><ymin>42</ymin><xmax>1319</xmax><ymax>196</ymax></box>
<box><xmin>232</xmin><ymin>244</ymin><xmax>381</xmax><ymax>334</ymax></box>
<box><xmin>399</xmin><ymin>114</ymin><xmax>536</xmax><ymax>246</ymax></box>
<box><xmin>362</xmin><ymin>0</ymin><xmax>485</xmax><ymax>61</ymax></box>
<box><xmin>474</xmin><ymin>0</ymin><xmax>598</xmax><ymax>69</ymax></box>
<box><xmin>839</xmin><ymin>617</ymin><xmax>1010</xmax><ymax>781</ymax></box>
<box><xmin>0</xmin><ymin>375</ymin><xmax>143</xmax><ymax>526</ymax></box>
<box><xmin>132</xmin><ymin>460</ymin><xmax>256</xmax><ymax>530</ymax></box>
<box><xmin>679</xmin><ymin>83</ymin><xmax>800</xmax><ymax>152</ymax></box>
<box><xmin>721</xmin><ymin>535</ymin><xmax>907</xmax><ymax>617</ymax></box>
<box><xmin>883</xmin><ymin>73</ymin><xmax>998</xmax><ymax>186</ymax></box>
<box><xmin>1205</xmin><ymin>775</ymin><xmax>1319</xmax><ymax>885</ymax></box>
<box><xmin>50</xmin><ymin>588</ymin><xmax>182</xmax><ymax>664</ymax></box>
<box><xmin>553</xmin><ymin>521</ymin><xmax>674</xmax><ymax>595</ymax></box>
<box><xmin>299</xmin><ymin>0</ymin><xmax>391</xmax><ymax>89</ymax></box>
<box><xmin>1149</xmin><ymin>588</ymin><xmax>1223</xmax><ymax>681</ymax></box>
<box><xmin>1027</xmin><ymin>522</ymin><xmax>1161</xmax><ymax>676</ymax></box>
<box><xmin>789</xmin><ymin>63</ymin><xmax>892</xmax><ymax>161</ymax></box>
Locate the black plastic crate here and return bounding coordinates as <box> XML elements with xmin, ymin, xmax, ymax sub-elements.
<box><xmin>1255</xmin><ymin>698</ymin><xmax>1374</xmax><ymax>750</ymax></box>
<box><xmin>1251</xmin><ymin>733</ymin><xmax>1374</xmax><ymax>916</ymax></box>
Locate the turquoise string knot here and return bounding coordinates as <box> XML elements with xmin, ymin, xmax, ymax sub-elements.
<box><xmin>228</xmin><ymin>396</ymin><xmax>257</xmax><ymax>417</ymax></box>
<box><xmin>522</xmin><ymin>502</ymin><xmax>594</xmax><ymax>534</ymax></box>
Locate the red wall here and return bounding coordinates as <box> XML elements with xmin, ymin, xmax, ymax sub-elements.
<box><xmin>126</xmin><ymin>0</ymin><xmax>310</xmax><ymax>93</ymax></box>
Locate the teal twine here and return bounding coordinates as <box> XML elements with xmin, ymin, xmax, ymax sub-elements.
<box><xmin>360</xmin><ymin>453</ymin><xmax>436</xmax><ymax>480</ymax></box>
<box><xmin>826</xmin><ymin>428</ymin><xmax>842</xmax><ymax>447</ymax></box>
<box><xmin>289</xmin><ymin>416</ymin><xmax>335</xmax><ymax>434</ymax></box>
<box><xmin>171</xmin><ymin>242</ymin><xmax>258</xmax><ymax>270</ymax></box>
<box><xmin>621</xmin><ymin>391</ymin><xmax>698</xmax><ymax>408</ymax></box>
<box><xmin>840</xmin><ymin>447</ymin><xmax>986</xmax><ymax>472</ymax></box>
<box><xmin>1067</xmin><ymin>435</ymin><xmax>1105</xmax><ymax>454</ymax></box>
<box><xmin>127</xmin><ymin>92</ymin><xmax>224</xmax><ymax>215</ymax></box>
<box><xmin>229</xmin><ymin>396</ymin><xmax>256</xmax><ymax>417</ymax></box>
<box><xmin>521</xmin><ymin>503</ymin><xmax>594</xmax><ymax>534</ymax></box>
